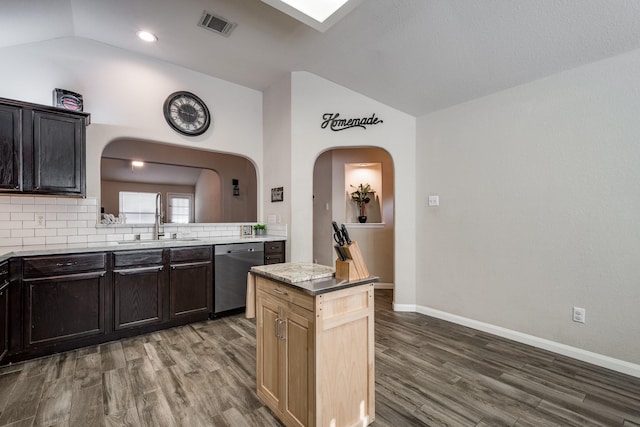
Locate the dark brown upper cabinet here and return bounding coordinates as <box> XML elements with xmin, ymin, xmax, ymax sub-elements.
<box><xmin>0</xmin><ymin>97</ymin><xmax>90</xmax><ymax>196</ymax></box>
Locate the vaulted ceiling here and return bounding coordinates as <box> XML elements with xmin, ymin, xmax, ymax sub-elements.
<box><xmin>2</xmin><ymin>0</ymin><xmax>640</xmax><ymax>116</ymax></box>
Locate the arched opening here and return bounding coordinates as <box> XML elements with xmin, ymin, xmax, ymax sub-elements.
<box><xmin>100</xmin><ymin>138</ymin><xmax>258</xmax><ymax>223</ymax></box>
<box><xmin>313</xmin><ymin>147</ymin><xmax>395</xmax><ymax>288</ymax></box>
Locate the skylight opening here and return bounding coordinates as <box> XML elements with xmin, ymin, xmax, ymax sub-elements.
<box><xmin>280</xmin><ymin>0</ymin><xmax>349</xmax><ymax>23</ymax></box>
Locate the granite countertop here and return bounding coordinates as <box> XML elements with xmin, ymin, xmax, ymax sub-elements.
<box><xmin>0</xmin><ymin>235</ymin><xmax>284</xmax><ymax>263</ymax></box>
<box><xmin>251</xmin><ymin>262</ymin><xmax>378</xmax><ymax>295</ymax></box>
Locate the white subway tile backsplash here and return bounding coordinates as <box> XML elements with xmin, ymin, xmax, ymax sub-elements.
<box><xmin>23</xmin><ymin>237</ymin><xmax>46</xmax><ymax>245</ymax></box>
<box><xmin>106</xmin><ymin>234</ymin><xmax>124</xmax><ymax>242</ymax></box>
<box><xmin>11</xmin><ymin>212</ymin><xmax>34</xmax><ymax>221</ymax></box>
<box><xmin>58</xmin><ymin>228</ymin><xmax>78</xmax><ymax>236</ymax></box>
<box><xmin>46</xmin><ymin>236</ymin><xmax>67</xmax><ymax>245</ymax></box>
<box><xmin>46</xmin><ymin>220</ymin><xmax>67</xmax><ymax>228</ymax></box>
<box><xmin>87</xmin><ymin>235</ymin><xmax>107</xmax><ymax>243</ymax></box>
<box><xmin>67</xmin><ymin>220</ymin><xmax>88</xmax><ymax>228</ymax></box>
<box><xmin>12</xmin><ymin>229</ymin><xmax>34</xmax><ymax>238</ymax></box>
<box><xmin>46</xmin><ymin>205</ymin><xmax>67</xmax><ymax>213</ymax></box>
<box><xmin>0</xmin><ymin>221</ymin><xmax>22</xmax><ymax>230</ymax></box>
<box><xmin>0</xmin><ymin>213</ymin><xmax>9</xmax><ymax>221</ymax></box>
<box><xmin>56</xmin><ymin>198</ymin><xmax>78</xmax><ymax>205</ymax></box>
<box><xmin>0</xmin><ymin>204</ymin><xmax>22</xmax><ymax>213</ymax></box>
<box><xmin>67</xmin><ymin>235</ymin><xmax>88</xmax><ymax>244</ymax></box>
<box><xmin>78</xmin><ymin>228</ymin><xmax>97</xmax><ymax>236</ymax></box>
<box><xmin>22</xmin><ymin>205</ymin><xmax>46</xmax><ymax>213</ymax></box>
<box><xmin>0</xmin><ymin>197</ymin><xmax>10</xmax><ymax>204</ymax></box>
<box><xmin>0</xmin><ymin>237</ymin><xmax>23</xmax><ymax>247</ymax></box>
<box><xmin>11</xmin><ymin>196</ymin><xmax>34</xmax><ymax>204</ymax></box>
<box><xmin>57</xmin><ymin>213</ymin><xmax>78</xmax><ymax>221</ymax></box>
<box><xmin>0</xmin><ymin>229</ymin><xmax>9</xmax><ymax>238</ymax></box>
<box><xmin>45</xmin><ymin>213</ymin><xmax>57</xmax><ymax>220</ymax></box>
<box><xmin>35</xmin><ymin>228</ymin><xmax>57</xmax><ymax>237</ymax></box>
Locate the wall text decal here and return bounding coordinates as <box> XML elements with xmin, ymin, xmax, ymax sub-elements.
<box><xmin>321</xmin><ymin>113</ymin><xmax>383</xmax><ymax>131</ymax></box>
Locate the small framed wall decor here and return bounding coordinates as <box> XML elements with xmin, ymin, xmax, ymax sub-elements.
<box><xmin>241</xmin><ymin>224</ymin><xmax>254</xmax><ymax>237</ymax></box>
<box><xmin>271</xmin><ymin>187</ymin><xmax>284</xmax><ymax>202</ymax></box>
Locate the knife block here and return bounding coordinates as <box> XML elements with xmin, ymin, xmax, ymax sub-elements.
<box><xmin>335</xmin><ymin>241</ymin><xmax>370</xmax><ymax>281</ymax></box>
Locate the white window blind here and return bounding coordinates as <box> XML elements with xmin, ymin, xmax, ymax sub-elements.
<box><xmin>167</xmin><ymin>193</ymin><xmax>194</xmax><ymax>224</ymax></box>
<box><xmin>119</xmin><ymin>191</ymin><xmax>156</xmax><ymax>224</ymax></box>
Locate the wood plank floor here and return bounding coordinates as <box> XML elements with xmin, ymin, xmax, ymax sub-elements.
<box><xmin>0</xmin><ymin>289</ymin><xmax>639</xmax><ymax>426</ymax></box>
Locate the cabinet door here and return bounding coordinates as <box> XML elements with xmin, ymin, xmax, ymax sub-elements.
<box><xmin>0</xmin><ymin>264</ymin><xmax>9</xmax><ymax>362</ymax></box>
<box><xmin>283</xmin><ymin>304</ymin><xmax>315</xmax><ymax>427</ymax></box>
<box><xmin>24</xmin><ymin>272</ymin><xmax>106</xmax><ymax>348</ymax></box>
<box><xmin>256</xmin><ymin>293</ymin><xmax>283</xmax><ymax>411</ymax></box>
<box><xmin>113</xmin><ymin>266</ymin><xmax>164</xmax><ymax>330</ymax></box>
<box><xmin>31</xmin><ymin>110</ymin><xmax>84</xmax><ymax>195</ymax></box>
<box><xmin>170</xmin><ymin>261</ymin><xmax>212</xmax><ymax>319</ymax></box>
<box><xmin>0</xmin><ymin>104</ymin><xmax>21</xmax><ymax>192</ymax></box>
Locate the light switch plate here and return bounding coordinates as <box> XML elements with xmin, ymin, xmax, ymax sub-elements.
<box><xmin>428</xmin><ymin>195</ymin><xmax>439</xmax><ymax>207</ymax></box>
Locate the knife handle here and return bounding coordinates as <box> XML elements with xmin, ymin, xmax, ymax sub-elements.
<box><xmin>341</xmin><ymin>224</ymin><xmax>352</xmax><ymax>245</ymax></box>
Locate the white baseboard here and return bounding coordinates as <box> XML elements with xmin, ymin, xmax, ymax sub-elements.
<box><xmin>412</xmin><ymin>304</ymin><xmax>640</xmax><ymax>379</ymax></box>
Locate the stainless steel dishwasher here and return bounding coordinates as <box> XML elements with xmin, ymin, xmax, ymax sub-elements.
<box><xmin>214</xmin><ymin>242</ymin><xmax>264</xmax><ymax>316</ymax></box>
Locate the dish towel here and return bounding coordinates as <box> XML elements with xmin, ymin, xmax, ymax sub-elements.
<box><xmin>245</xmin><ymin>272</ymin><xmax>255</xmax><ymax>319</ymax></box>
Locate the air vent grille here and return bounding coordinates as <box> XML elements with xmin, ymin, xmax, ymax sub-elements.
<box><xmin>198</xmin><ymin>11</ymin><xmax>236</xmax><ymax>37</ymax></box>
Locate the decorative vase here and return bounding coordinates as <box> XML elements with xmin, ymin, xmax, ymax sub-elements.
<box><xmin>255</xmin><ymin>229</ymin><xmax>266</xmax><ymax>236</ymax></box>
<box><xmin>358</xmin><ymin>204</ymin><xmax>367</xmax><ymax>223</ymax></box>
<box><xmin>358</xmin><ymin>215</ymin><xmax>367</xmax><ymax>223</ymax></box>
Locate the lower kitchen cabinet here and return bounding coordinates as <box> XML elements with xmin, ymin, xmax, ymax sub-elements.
<box><xmin>170</xmin><ymin>246</ymin><xmax>212</xmax><ymax>320</ymax></box>
<box><xmin>0</xmin><ymin>262</ymin><xmax>9</xmax><ymax>362</ymax></box>
<box><xmin>22</xmin><ymin>253</ymin><xmax>107</xmax><ymax>349</ymax></box>
<box><xmin>265</xmin><ymin>240</ymin><xmax>285</xmax><ymax>264</ymax></box>
<box><xmin>255</xmin><ymin>276</ymin><xmax>375</xmax><ymax>427</ymax></box>
<box><xmin>113</xmin><ymin>249</ymin><xmax>164</xmax><ymax>330</ymax></box>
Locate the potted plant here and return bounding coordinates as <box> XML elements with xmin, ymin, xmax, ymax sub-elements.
<box><xmin>350</xmin><ymin>183</ymin><xmax>374</xmax><ymax>223</ymax></box>
<box><xmin>253</xmin><ymin>223</ymin><xmax>267</xmax><ymax>236</ymax></box>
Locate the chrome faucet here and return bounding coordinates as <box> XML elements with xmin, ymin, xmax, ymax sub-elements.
<box><xmin>154</xmin><ymin>192</ymin><xmax>164</xmax><ymax>240</ymax></box>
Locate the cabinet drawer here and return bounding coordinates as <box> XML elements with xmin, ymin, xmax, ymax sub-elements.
<box><xmin>114</xmin><ymin>249</ymin><xmax>163</xmax><ymax>268</ymax></box>
<box><xmin>23</xmin><ymin>253</ymin><xmax>106</xmax><ymax>278</ymax></box>
<box><xmin>264</xmin><ymin>241</ymin><xmax>284</xmax><ymax>254</ymax></box>
<box><xmin>264</xmin><ymin>254</ymin><xmax>283</xmax><ymax>265</ymax></box>
<box><xmin>256</xmin><ymin>277</ymin><xmax>313</xmax><ymax>312</ymax></box>
<box><xmin>170</xmin><ymin>246</ymin><xmax>212</xmax><ymax>263</ymax></box>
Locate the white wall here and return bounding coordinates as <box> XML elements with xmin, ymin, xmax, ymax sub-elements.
<box><xmin>288</xmin><ymin>72</ymin><xmax>416</xmax><ymax>305</ymax></box>
<box><xmin>0</xmin><ymin>37</ymin><xmax>263</xmax><ymax>215</ymax></box>
<box><xmin>417</xmin><ymin>48</ymin><xmax>640</xmax><ymax>368</ymax></box>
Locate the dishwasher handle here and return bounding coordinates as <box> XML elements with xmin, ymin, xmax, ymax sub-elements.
<box><xmin>226</xmin><ymin>248</ymin><xmax>258</xmax><ymax>254</ymax></box>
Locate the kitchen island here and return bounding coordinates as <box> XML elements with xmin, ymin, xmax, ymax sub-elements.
<box><xmin>250</xmin><ymin>263</ymin><xmax>378</xmax><ymax>427</ymax></box>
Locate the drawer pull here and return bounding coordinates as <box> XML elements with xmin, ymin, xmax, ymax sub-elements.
<box><xmin>272</xmin><ymin>288</ymin><xmax>288</xmax><ymax>296</ymax></box>
<box><xmin>275</xmin><ymin>318</ymin><xmax>285</xmax><ymax>340</ymax></box>
<box><xmin>55</xmin><ymin>262</ymin><xmax>76</xmax><ymax>267</ymax></box>
<box><xmin>0</xmin><ymin>270</ymin><xmax>8</xmax><ymax>276</ymax></box>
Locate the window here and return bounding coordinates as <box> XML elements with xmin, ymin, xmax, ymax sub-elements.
<box><xmin>119</xmin><ymin>191</ymin><xmax>157</xmax><ymax>224</ymax></box>
<box><xmin>167</xmin><ymin>193</ymin><xmax>194</xmax><ymax>224</ymax></box>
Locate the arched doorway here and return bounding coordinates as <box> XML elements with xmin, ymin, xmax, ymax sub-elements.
<box><xmin>312</xmin><ymin>147</ymin><xmax>395</xmax><ymax>288</ymax></box>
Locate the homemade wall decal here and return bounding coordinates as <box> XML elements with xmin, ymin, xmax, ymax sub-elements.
<box><xmin>271</xmin><ymin>187</ymin><xmax>284</xmax><ymax>202</ymax></box>
<box><xmin>320</xmin><ymin>113</ymin><xmax>383</xmax><ymax>131</ymax></box>
<box><xmin>53</xmin><ymin>88</ymin><xmax>83</xmax><ymax>111</ymax></box>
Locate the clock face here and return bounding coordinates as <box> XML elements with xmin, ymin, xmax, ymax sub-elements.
<box><xmin>163</xmin><ymin>91</ymin><xmax>211</xmax><ymax>136</ymax></box>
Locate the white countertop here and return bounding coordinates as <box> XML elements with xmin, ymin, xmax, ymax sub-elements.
<box><xmin>0</xmin><ymin>235</ymin><xmax>284</xmax><ymax>262</ymax></box>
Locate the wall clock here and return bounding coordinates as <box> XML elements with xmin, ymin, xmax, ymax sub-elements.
<box><xmin>163</xmin><ymin>91</ymin><xmax>211</xmax><ymax>136</ymax></box>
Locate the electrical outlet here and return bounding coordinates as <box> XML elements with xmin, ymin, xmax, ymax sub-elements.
<box><xmin>35</xmin><ymin>213</ymin><xmax>46</xmax><ymax>228</ymax></box>
<box><xmin>572</xmin><ymin>307</ymin><xmax>586</xmax><ymax>323</ymax></box>
<box><xmin>428</xmin><ymin>195</ymin><xmax>440</xmax><ymax>207</ymax></box>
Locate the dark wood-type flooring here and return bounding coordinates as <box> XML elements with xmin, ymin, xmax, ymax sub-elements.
<box><xmin>0</xmin><ymin>290</ymin><xmax>639</xmax><ymax>426</ymax></box>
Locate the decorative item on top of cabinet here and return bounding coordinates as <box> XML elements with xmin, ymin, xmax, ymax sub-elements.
<box><xmin>0</xmin><ymin>97</ymin><xmax>90</xmax><ymax>196</ymax></box>
<box><xmin>112</xmin><ymin>249</ymin><xmax>165</xmax><ymax>331</ymax></box>
<box><xmin>0</xmin><ymin>262</ymin><xmax>9</xmax><ymax>362</ymax></box>
<box><xmin>264</xmin><ymin>240</ymin><xmax>285</xmax><ymax>264</ymax></box>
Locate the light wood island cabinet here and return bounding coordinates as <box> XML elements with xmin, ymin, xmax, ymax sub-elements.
<box><xmin>252</xmin><ymin>263</ymin><xmax>377</xmax><ymax>427</ymax></box>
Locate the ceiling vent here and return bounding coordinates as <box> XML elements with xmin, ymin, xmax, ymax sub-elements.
<box><xmin>198</xmin><ymin>11</ymin><xmax>236</xmax><ymax>37</ymax></box>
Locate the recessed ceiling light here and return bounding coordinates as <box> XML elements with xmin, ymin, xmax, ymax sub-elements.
<box><xmin>131</xmin><ymin>160</ymin><xmax>145</xmax><ymax>167</ymax></box>
<box><xmin>136</xmin><ymin>30</ymin><xmax>157</xmax><ymax>42</ymax></box>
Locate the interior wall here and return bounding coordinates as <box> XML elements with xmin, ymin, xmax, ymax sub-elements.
<box><xmin>417</xmin><ymin>48</ymin><xmax>640</xmax><ymax>367</ymax></box>
<box><xmin>312</xmin><ymin>151</ymin><xmax>334</xmax><ymax>266</ymax></box>
<box><xmin>288</xmin><ymin>72</ymin><xmax>414</xmax><ymax>303</ymax></box>
<box><xmin>0</xmin><ymin>37</ymin><xmax>263</xmax><ymax>221</ymax></box>
<box><xmin>195</xmin><ymin>169</ymin><xmax>221</xmax><ymax>223</ymax></box>
<box><xmin>100</xmin><ymin>180</ymin><xmax>194</xmax><ymax>220</ymax></box>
